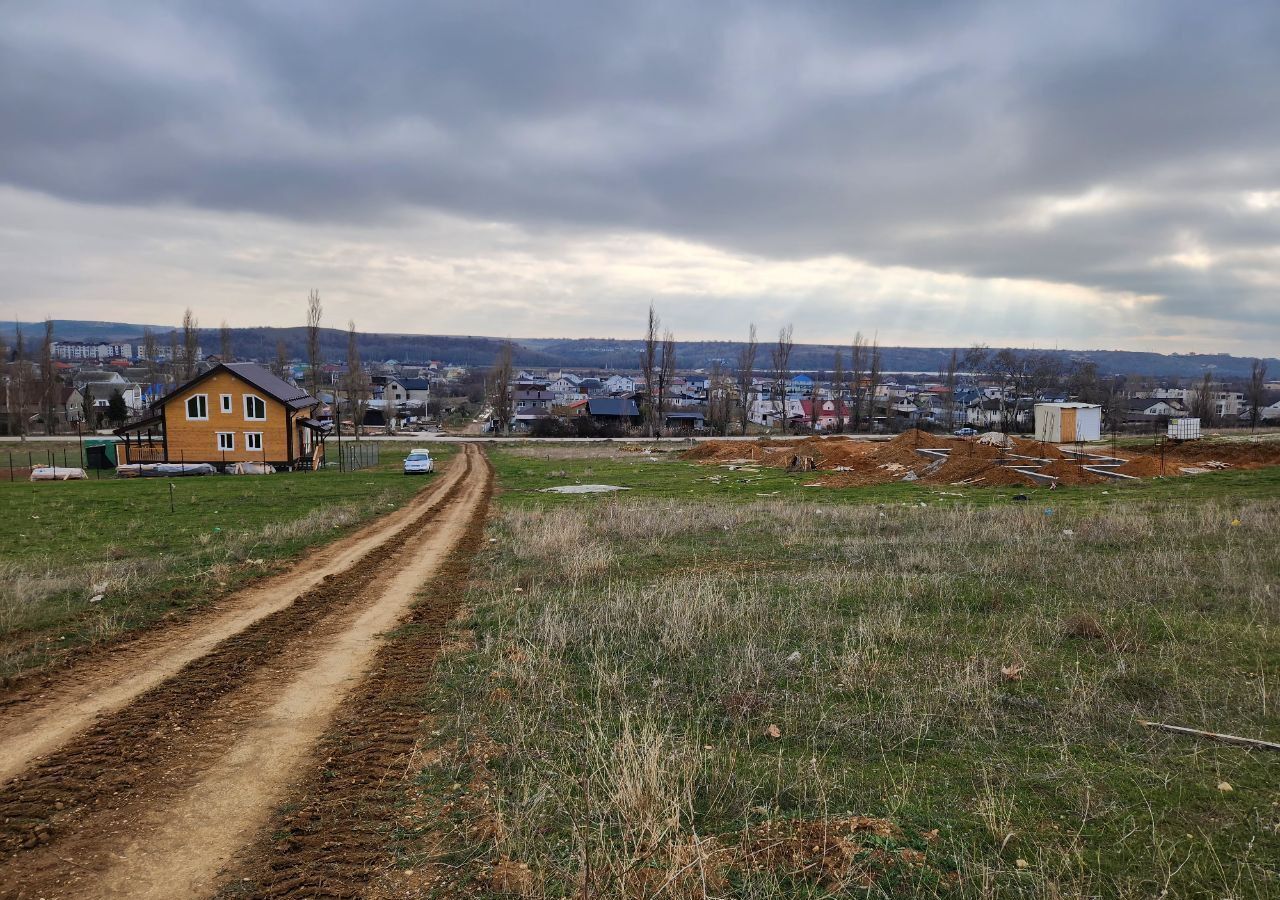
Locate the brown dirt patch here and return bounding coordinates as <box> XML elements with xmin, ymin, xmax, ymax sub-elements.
<box><xmin>218</xmin><ymin>455</ymin><xmax>493</xmax><ymax>898</ymax></box>
<box><xmin>689</xmin><ymin>433</ymin><xmax>1280</xmax><ymax>490</ymax></box>
<box><xmin>0</xmin><ymin>448</ymin><xmax>491</xmax><ymax>899</ymax></box>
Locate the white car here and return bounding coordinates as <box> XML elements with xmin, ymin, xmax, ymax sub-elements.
<box><xmin>403</xmin><ymin>449</ymin><xmax>434</xmax><ymax>474</ymax></box>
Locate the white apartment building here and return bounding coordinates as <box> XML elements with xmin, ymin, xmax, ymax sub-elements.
<box><xmin>53</xmin><ymin>340</ymin><xmax>134</xmax><ymax>360</ymax></box>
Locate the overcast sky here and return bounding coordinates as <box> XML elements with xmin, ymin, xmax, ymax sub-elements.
<box><xmin>2</xmin><ymin>1</ymin><xmax>1278</xmax><ymax>353</ymax></box>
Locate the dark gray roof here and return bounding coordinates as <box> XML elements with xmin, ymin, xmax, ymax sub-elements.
<box><xmin>588</xmin><ymin>397</ymin><xmax>640</xmax><ymax>417</ymax></box>
<box><xmin>399</xmin><ymin>378</ymin><xmax>431</xmax><ymax>390</ymax></box>
<box><xmin>223</xmin><ymin>362</ymin><xmax>317</xmax><ymax>409</ymax></box>
<box><xmin>1128</xmin><ymin>397</ymin><xmax>1182</xmax><ymax>411</ymax></box>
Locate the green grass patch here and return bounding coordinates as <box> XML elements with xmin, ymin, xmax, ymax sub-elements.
<box><xmin>0</xmin><ymin>441</ymin><xmax>455</xmax><ymax>681</ymax></box>
<box><xmin>409</xmin><ymin>445</ymin><xmax>1279</xmax><ymax>898</ymax></box>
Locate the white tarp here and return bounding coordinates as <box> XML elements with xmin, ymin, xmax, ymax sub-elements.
<box><xmin>227</xmin><ymin>461</ymin><xmax>276</xmax><ymax>475</ymax></box>
<box><xmin>538</xmin><ymin>484</ymin><xmax>631</xmax><ymax>494</ymax></box>
<box><xmin>30</xmin><ymin>466</ymin><xmax>87</xmax><ymax>481</ymax></box>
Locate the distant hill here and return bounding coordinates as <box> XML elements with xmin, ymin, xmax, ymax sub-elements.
<box><xmin>11</xmin><ymin>319</ymin><xmax>175</xmax><ymax>343</ymax></box>
<box><xmin>9</xmin><ymin>320</ymin><xmax>1276</xmax><ymax>379</ymax></box>
<box><xmin>523</xmin><ymin>338</ymin><xmax>1280</xmax><ymax>379</ymax></box>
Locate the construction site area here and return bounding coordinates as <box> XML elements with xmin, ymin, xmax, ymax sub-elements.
<box><xmin>685</xmin><ymin>429</ymin><xmax>1280</xmax><ymax>488</ymax></box>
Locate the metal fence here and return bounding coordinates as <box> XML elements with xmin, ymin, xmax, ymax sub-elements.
<box><xmin>333</xmin><ymin>441</ymin><xmax>380</xmax><ymax>472</ymax></box>
<box><xmin>5</xmin><ymin>447</ymin><xmax>108</xmax><ymax>481</ymax></box>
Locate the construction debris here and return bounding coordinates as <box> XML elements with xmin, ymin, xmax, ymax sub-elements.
<box><xmin>685</xmin><ymin>431</ymin><xmax>1280</xmax><ymax>490</ymax></box>
<box><xmin>1139</xmin><ymin>720</ymin><xmax>1280</xmax><ymax>752</ymax></box>
<box><xmin>29</xmin><ymin>466</ymin><xmax>87</xmax><ymax>481</ymax></box>
<box><xmin>538</xmin><ymin>484</ymin><xmax>631</xmax><ymax>494</ymax></box>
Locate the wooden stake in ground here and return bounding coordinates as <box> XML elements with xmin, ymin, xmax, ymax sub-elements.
<box><xmin>1140</xmin><ymin>720</ymin><xmax>1280</xmax><ymax>752</ymax></box>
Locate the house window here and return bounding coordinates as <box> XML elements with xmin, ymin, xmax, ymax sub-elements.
<box><xmin>216</xmin><ymin>432</ymin><xmax>234</xmax><ymax>451</ymax></box>
<box><xmin>244</xmin><ymin>394</ymin><xmax>266</xmax><ymax>420</ymax></box>
<box><xmin>220</xmin><ymin>394</ymin><xmax>233</xmax><ymax>413</ymax></box>
<box><xmin>245</xmin><ymin>432</ymin><xmax>263</xmax><ymax>451</ymax></box>
<box><xmin>186</xmin><ymin>394</ymin><xmax>208</xmax><ymax>420</ymax></box>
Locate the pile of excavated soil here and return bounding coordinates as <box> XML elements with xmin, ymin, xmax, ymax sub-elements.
<box><xmin>1164</xmin><ymin>440</ymin><xmax>1280</xmax><ymax>468</ymax></box>
<box><xmin>918</xmin><ymin>456</ymin><xmax>1032</xmax><ymax>486</ymax></box>
<box><xmin>1114</xmin><ymin>455</ymin><xmax>1170</xmax><ymax>478</ymax></box>
<box><xmin>1010</xmin><ymin>436</ymin><xmax>1068</xmax><ymax>459</ymax></box>
<box><xmin>686</xmin><ymin>433</ymin><xmax>1280</xmax><ymax>490</ymax></box>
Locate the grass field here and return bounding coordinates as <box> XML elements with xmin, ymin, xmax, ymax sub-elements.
<box><xmin>406</xmin><ymin>444</ymin><xmax>1279</xmax><ymax>898</ymax></box>
<box><xmin>0</xmin><ymin>441</ymin><xmax>454</xmax><ymax>681</ymax></box>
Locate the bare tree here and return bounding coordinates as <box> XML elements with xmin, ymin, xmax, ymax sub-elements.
<box><xmin>142</xmin><ymin>327</ymin><xmax>158</xmax><ymax>387</ymax></box>
<box><xmin>943</xmin><ymin>349</ymin><xmax>959</xmax><ymax>431</ymax></box>
<box><xmin>1192</xmin><ymin>371</ymin><xmax>1216</xmax><ymax>425</ymax></box>
<box><xmin>219</xmin><ymin>320</ymin><xmax>232</xmax><ymax>361</ymax></box>
<box><xmin>306</xmin><ymin>290</ymin><xmax>323</xmax><ymax>400</ymax></box>
<box><xmin>0</xmin><ymin>331</ymin><xmax>8</xmax><ymax>435</ymax></box>
<box><xmin>274</xmin><ymin>340</ymin><xmax>288</xmax><ymax>378</ymax></box>
<box><xmin>40</xmin><ymin>318</ymin><xmax>57</xmax><ymax>434</ymax></box>
<box><xmin>1067</xmin><ymin>361</ymin><xmax>1105</xmax><ymax>405</ymax></box>
<box><xmin>991</xmin><ymin>349</ymin><xmax>1026</xmax><ymax>432</ymax></box>
<box><xmin>1246</xmin><ymin>359</ymin><xmax>1268</xmax><ymax>431</ymax></box>
<box><xmin>181</xmin><ymin>308</ymin><xmax>199</xmax><ymax>380</ymax></box>
<box><xmin>707</xmin><ymin>361</ymin><xmax>729</xmax><ymax>435</ymax></box>
<box><xmin>961</xmin><ymin>345</ymin><xmax>989</xmax><ymax>385</ymax></box>
<box><xmin>770</xmin><ymin>324</ymin><xmax>794</xmax><ymax>432</ymax></box>
<box><xmin>81</xmin><ymin>382</ymin><xmax>95</xmax><ymax>429</ymax></box>
<box><xmin>639</xmin><ymin>303</ymin><xmax>660</xmax><ymax>437</ymax></box>
<box><xmin>9</xmin><ymin>324</ymin><xmax>29</xmax><ymax>439</ymax></box>
<box><xmin>849</xmin><ymin>332</ymin><xmax>867</xmax><ymax>432</ymax></box>
<box><xmin>735</xmin><ymin>323</ymin><xmax>758</xmax><ymax>435</ymax></box>
<box><xmin>167</xmin><ymin>330</ymin><xmax>179</xmax><ymax>378</ymax></box>
<box><xmin>1</xmin><ymin>330</ymin><xmax>11</xmax><ymax>437</ymax></box>
<box><xmin>831</xmin><ymin>349</ymin><xmax>845</xmax><ymax>433</ymax></box>
<box><xmin>808</xmin><ymin>369</ymin><xmax>823</xmax><ymax>431</ymax></box>
<box><xmin>656</xmin><ymin>328</ymin><xmax>676</xmax><ymax>435</ymax></box>
<box><xmin>865</xmin><ymin>336</ymin><xmax>882</xmax><ymax>433</ymax></box>
<box><xmin>345</xmin><ymin>320</ymin><xmax>369</xmax><ymax>436</ymax></box>
<box><xmin>1103</xmin><ymin>376</ymin><xmax>1127</xmax><ymax>435</ymax></box>
<box><xmin>490</xmin><ymin>341</ymin><xmax>514</xmax><ymax>435</ymax></box>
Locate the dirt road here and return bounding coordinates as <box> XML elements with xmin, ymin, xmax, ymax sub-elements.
<box><xmin>0</xmin><ymin>444</ymin><xmax>492</xmax><ymax>898</ymax></box>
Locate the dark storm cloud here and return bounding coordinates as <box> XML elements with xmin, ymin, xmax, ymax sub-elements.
<box><xmin>2</xmin><ymin>0</ymin><xmax>1279</xmax><ymax>333</ymax></box>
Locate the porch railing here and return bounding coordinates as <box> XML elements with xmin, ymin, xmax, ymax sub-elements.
<box><xmin>123</xmin><ymin>442</ymin><xmax>165</xmax><ymax>464</ymax></box>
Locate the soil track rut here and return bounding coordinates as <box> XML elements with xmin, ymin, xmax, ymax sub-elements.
<box><xmin>0</xmin><ymin>448</ymin><xmax>470</xmax><ymax>786</ymax></box>
<box><xmin>0</xmin><ymin>444</ymin><xmax>491</xmax><ymax>899</ymax></box>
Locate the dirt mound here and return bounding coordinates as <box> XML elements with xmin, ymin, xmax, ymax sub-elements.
<box><xmin>683</xmin><ymin>441</ymin><xmax>728</xmax><ymax>460</ymax></box>
<box><xmin>889</xmin><ymin>428</ymin><xmax>944</xmax><ymax>448</ymax></box>
<box><xmin>920</xmin><ymin>456</ymin><xmax>1028</xmax><ymax>486</ymax></box>
<box><xmin>1115</xmin><ymin>455</ymin><xmax>1168</xmax><ymax>477</ymax></box>
<box><xmin>1164</xmin><ymin>439</ymin><xmax>1280</xmax><ymax>468</ymax></box>
<box><xmin>686</xmin><ymin>433</ymin><xmax>1280</xmax><ymax>492</ymax></box>
<box><xmin>1010</xmin><ymin>436</ymin><xmax>1067</xmax><ymax>460</ymax></box>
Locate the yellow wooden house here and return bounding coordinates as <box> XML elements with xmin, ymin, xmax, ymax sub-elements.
<box><xmin>116</xmin><ymin>362</ymin><xmax>325</xmax><ymax>469</ymax></box>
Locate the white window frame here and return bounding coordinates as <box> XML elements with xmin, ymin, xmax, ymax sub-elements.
<box><xmin>216</xmin><ymin>432</ymin><xmax>234</xmax><ymax>451</ymax></box>
<box><xmin>243</xmin><ymin>394</ymin><xmax>267</xmax><ymax>421</ymax></box>
<box><xmin>185</xmin><ymin>394</ymin><xmax>208</xmax><ymax>421</ymax></box>
<box><xmin>245</xmin><ymin>432</ymin><xmax>263</xmax><ymax>451</ymax></box>
<box><xmin>220</xmin><ymin>394</ymin><xmax>233</xmax><ymax>413</ymax></box>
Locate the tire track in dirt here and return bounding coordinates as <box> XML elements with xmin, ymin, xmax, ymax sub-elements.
<box><xmin>218</xmin><ymin>452</ymin><xmax>492</xmax><ymax>898</ymax></box>
<box><xmin>0</xmin><ymin>447</ymin><xmax>486</xmax><ymax>897</ymax></box>
<box><xmin>0</xmin><ymin>453</ymin><xmax>471</xmax><ymax>786</ymax></box>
